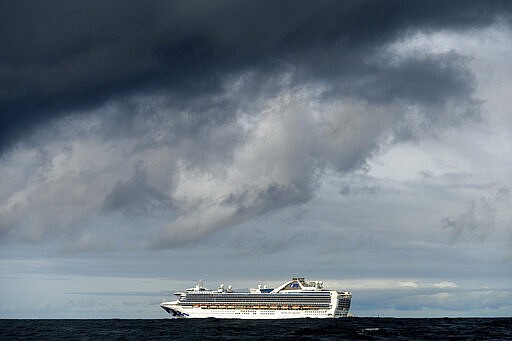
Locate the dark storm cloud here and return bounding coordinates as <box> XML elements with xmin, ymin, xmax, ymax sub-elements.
<box><xmin>1</xmin><ymin>0</ymin><xmax>512</xmax><ymax>249</ymax></box>
<box><xmin>1</xmin><ymin>0</ymin><xmax>511</xmax><ymax>152</ymax></box>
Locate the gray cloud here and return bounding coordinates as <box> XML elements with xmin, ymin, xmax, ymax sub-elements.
<box><xmin>0</xmin><ymin>64</ymin><xmax>492</xmax><ymax>249</ymax></box>
<box><xmin>442</xmin><ymin>198</ymin><xmax>496</xmax><ymax>243</ymax></box>
<box><xmin>442</xmin><ymin>187</ymin><xmax>512</xmax><ymax>243</ymax></box>
<box><xmin>1</xmin><ymin>0</ymin><xmax>510</xmax><ymax>152</ymax></box>
<box><xmin>339</xmin><ymin>174</ymin><xmax>381</xmax><ymax>197</ymax></box>
<box><xmin>103</xmin><ymin>162</ymin><xmax>173</xmax><ymax>215</ymax></box>
<box><xmin>0</xmin><ymin>1</ymin><xmax>511</xmax><ymax>251</ymax></box>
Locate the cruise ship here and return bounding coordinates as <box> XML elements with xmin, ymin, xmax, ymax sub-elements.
<box><xmin>160</xmin><ymin>277</ymin><xmax>351</xmax><ymax>319</ymax></box>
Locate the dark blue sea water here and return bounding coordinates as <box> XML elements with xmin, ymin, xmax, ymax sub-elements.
<box><xmin>1</xmin><ymin>318</ymin><xmax>511</xmax><ymax>340</ymax></box>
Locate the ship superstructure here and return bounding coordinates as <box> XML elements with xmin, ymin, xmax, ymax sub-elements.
<box><xmin>160</xmin><ymin>277</ymin><xmax>351</xmax><ymax>319</ymax></box>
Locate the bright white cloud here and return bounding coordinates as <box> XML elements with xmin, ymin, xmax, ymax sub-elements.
<box><xmin>433</xmin><ymin>281</ymin><xmax>458</xmax><ymax>288</ymax></box>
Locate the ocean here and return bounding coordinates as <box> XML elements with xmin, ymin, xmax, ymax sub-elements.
<box><xmin>1</xmin><ymin>318</ymin><xmax>510</xmax><ymax>340</ymax></box>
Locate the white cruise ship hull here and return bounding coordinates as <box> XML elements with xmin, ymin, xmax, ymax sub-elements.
<box><xmin>161</xmin><ymin>302</ymin><xmax>349</xmax><ymax>319</ymax></box>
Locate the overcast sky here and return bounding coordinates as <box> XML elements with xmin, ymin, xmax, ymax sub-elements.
<box><xmin>1</xmin><ymin>0</ymin><xmax>512</xmax><ymax>318</ymax></box>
